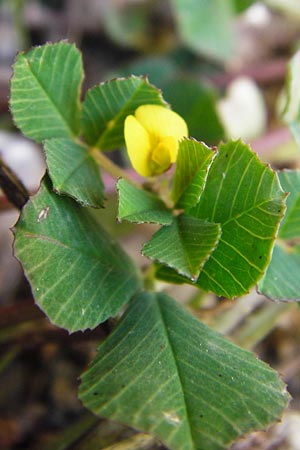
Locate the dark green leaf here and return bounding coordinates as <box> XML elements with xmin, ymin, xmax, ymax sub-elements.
<box><xmin>189</xmin><ymin>140</ymin><xmax>286</xmax><ymax>298</ymax></box>
<box><xmin>278</xmin><ymin>170</ymin><xmax>300</xmax><ymax>240</ymax></box>
<box><xmin>45</xmin><ymin>138</ymin><xmax>105</xmax><ymax>208</ymax></box>
<box><xmin>80</xmin><ymin>291</ymin><xmax>289</xmax><ymax>450</ymax></box>
<box><xmin>172</xmin><ymin>139</ymin><xmax>216</xmax><ymax>210</ymax></box>
<box><xmin>170</xmin><ymin>0</ymin><xmax>235</xmax><ymax>61</ymax></box>
<box><xmin>81</xmin><ymin>76</ymin><xmax>166</xmax><ymax>150</ymax></box>
<box><xmin>143</xmin><ymin>215</ymin><xmax>221</xmax><ymax>280</ymax></box>
<box><xmin>155</xmin><ymin>264</ymin><xmax>189</xmax><ymax>285</ymax></box>
<box><xmin>13</xmin><ymin>177</ymin><xmax>142</xmax><ymax>332</ymax></box>
<box><xmin>10</xmin><ymin>42</ymin><xmax>83</xmax><ymax>142</ymax></box>
<box><xmin>117</xmin><ymin>178</ymin><xmax>173</xmax><ymax>224</ymax></box>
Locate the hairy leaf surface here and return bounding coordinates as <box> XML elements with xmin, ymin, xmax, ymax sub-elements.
<box><xmin>172</xmin><ymin>139</ymin><xmax>216</xmax><ymax>210</ymax></box>
<box><xmin>14</xmin><ymin>177</ymin><xmax>142</xmax><ymax>332</ymax></box>
<box><xmin>189</xmin><ymin>140</ymin><xmax>286</xmax><ymax>298</ymax></box>
<box><xmin>82</xmin><ymin>76</ymin><xmax>166</xmax><ymax>149</ymax></box>
<box><xmin>143</xmin><ymin>215</ymin><xmax>221</xmax><ymax>280</ymax></box>
<box><xmin>80</xmin><ymin>292</ymin><xmax>289</xmax><ymax>450</ymax></box>
<box><xmin>117</xmin><ymin>178</ymin><xmax>173</xmax><ymax>224</ymax></box>
<box><xmin>45</xmin><ymin>138</ymin><xmax>104</xmax><ymax>208</ymax></box>
<box><xmin>10</xmin><ymin>42</ymin><xmax>83</xmax><ymax>142</ymax></box>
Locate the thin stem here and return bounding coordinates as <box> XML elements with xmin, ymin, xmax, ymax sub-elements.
<box><xmin>143</xmin><ymin>265</ymin><xmax>157</xmax><ymax>291</ymax></box>
<box><xmin>90</xmin><ymin>147</ymin><xmax>141</xmax><ymax>188</ymax></box>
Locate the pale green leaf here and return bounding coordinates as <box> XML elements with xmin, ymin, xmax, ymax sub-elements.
<box><xmin>189</xmin><ymin>140</ymin><xmax>286</xmax><ymax>298</ymax></box>
<box><xmin>172</xmin><ymin>139</ymin><xmax>216</xmax><ymax>210</ymax></box>
<box><xmin>170</xmin><ymin>0</ymin><xmax>235</xmax><ymax>61</ymax></box>
<box><xmin>45</xmin><ymin>138</ymin><xmax>105</xmax><ymax>208</ymax></box>
<box><xmin>13</xmin><ymin>177</ymin><xmax>142</xmax><ymax>332</ymax></box>
<box><xmin>258</xmin><ymin>244</ymin><xmax>300</xmax><ymax>301</ymax></box>
<box><xmin>278</xmin><ymin>170</ymin><xmax>300</xmax><ymax>240</ymax></box>
<box><xmin>143</xmin><ymin>215</ymin><xmax>221</xmax><ymax>280</ymax></box>
<box><xmin>10</xmin><ymin>42</ymin><xmax>83</xmax><ymax>142</ymax></box>
<box><xmin>80</xmin><ymin>291</ymin><xmax>289</xmax><ymax>450</ymax></box>
<box><xmin>81</xmin><ymin>76</ymin><xmax>166</xmax><ymax>150</ymax></box>
<box><xmin>117</xmin><ymin>178</ymin><xmax>173</xmax><ymax>224</ymax></box>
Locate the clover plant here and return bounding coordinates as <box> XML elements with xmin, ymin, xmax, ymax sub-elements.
<box><xmin>10</xmin><ymin>41</ymin><xmax>300</xmax><ymax>450</ymax></box>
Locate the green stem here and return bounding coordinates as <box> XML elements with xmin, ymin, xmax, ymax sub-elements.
<box><xmin>143</xmin><ymin>265</ymin><xmax>157</xmax><ymax>291</ymax></box>
<box><xmin>90</xmin><ymin>147</ymin><xmax>141</xmax><ymax>188</ymax></box>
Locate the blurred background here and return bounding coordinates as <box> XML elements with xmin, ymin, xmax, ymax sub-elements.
<box><xmin>1</xmin><ymin>1</ymin><xmax>300</xmax><ymax>449</ymax></box>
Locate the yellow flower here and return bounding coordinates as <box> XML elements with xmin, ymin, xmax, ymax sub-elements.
<box><xmin>124</xmin><ymin>105</ymin><xmax>188</xmax><ymax>177</ymax></box>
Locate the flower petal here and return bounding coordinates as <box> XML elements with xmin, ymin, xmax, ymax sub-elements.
<box><xmin>124</xmin><ymin>115</ymin><xmax>152</xmax><ymax>177</ymax></box>
<box><xmin>135</xmin><ymin>105</ymin><xmax>188</xmax><ymax>142</ymax></box>
<box><xmin>151</xmin><ymin>142</ymin><xmax>172</xmax><ymax>174</ymax></box>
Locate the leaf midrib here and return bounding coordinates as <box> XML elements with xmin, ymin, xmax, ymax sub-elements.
<box><xmin>23</xmin><ymin>54</ymin><xmax>76</xmax><ymax>137</ymax></box>
<box><xmin>93</xmin><ymin>77</ymin><xmax>165</xmax><ymax>148</ymax></box>
<box><xmin>48</xmin><ymin>149</ymin><xmax>97</xmax><ymax>188</ymax></box>
<box><xmin>156</xmin><ymin>297</ymin><xmax>195</xmax><ymax>450</ymax></box>
<box><xmin>175</xmin><ymin>151</ymin><xmax>215</xmax><ymax>206</ymax></box>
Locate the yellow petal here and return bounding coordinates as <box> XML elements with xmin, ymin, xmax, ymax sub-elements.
<box><xmin>124</xmin><ymin>115</ymin><xmax>152</xmax><ymax>177</ymax></box>
<box><xmin>134</xmin><ymin>105</ymin><xmax>188</xmax><ymax>143</ymax></box>
<box><xmin>161</xmin><ymin>136</ymin><xmax>178</xmax><ymax>163</ymax></box>
<box><xmin>150</xmin><ymin>141</ymin><xmax>172</xmax><ymax>174</ymax></box>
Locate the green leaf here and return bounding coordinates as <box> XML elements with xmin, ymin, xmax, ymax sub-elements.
<box><xmin>44</xmin><ymin>138</ymin><xmax>105</xmax><ymax>208</ymax></box>
<box><xmin>117</xmin><ymin>178</ymin><xmax>173</xmax><ymax>225</ymax></box>
<box><xmin>81</xmin><ymin>76</ymin><xmax>166</xmax><ymax>150</ymax></box>
<box><xmin>155</xmin><ymin>264</ymin><xmax>189</xmax><ymax>285</ymax></box>
<box><xmin>189</xmin><ymin>140</ymin><xmax>286</xmax><ymax>298</ymax></box>
<box><xmin>10</xmin><ymin>42</ymin><xmax>83</xmax><ymax>142</ymax></box>
<box><xmin>170</xmin><ymin>0</ymin><xmax>235</xmax><ymax>61</ymax></box>
<box><xmin>172</xmin><ymin>139</ymin><xmax>216</xmax><ymax>210</ymax></box>
<box><xmin>258</xmin><ymin>244</ymin><xmax>300</xmax><ymax>301</ymax></box>
<box><xmin>143</xmin><ymin>215</ymin><xmax>221</xmax><ymax>280</ymax></box>
<box><xmin>79</xmin><ymin>291</ymin><xmax>289</xmax><ymax>450</ymax></box>
<box><xmin>257</xmin><ymin>170</ymin><xmax>300</xmax><ymax>301</ymax></box>
<box><xmin>278</xmin><ymin>170</ymin><xmax>300</xmax><ymax>240</ymax></box>
<box><xmin>13</xmin><ymin>177</ymin><xmax>142</xmax><ymax>332</ymax></box>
